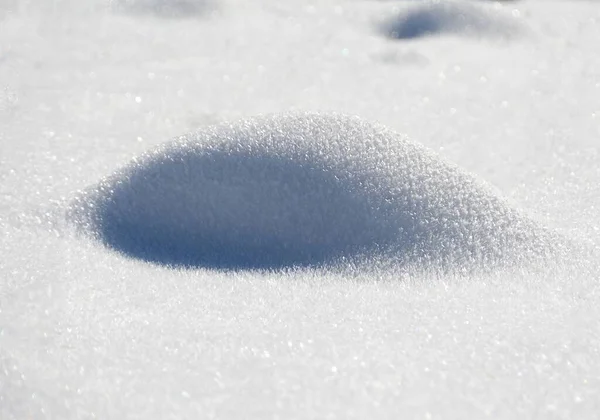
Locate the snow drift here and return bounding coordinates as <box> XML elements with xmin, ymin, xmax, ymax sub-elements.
<box><xmin>381</xmin><ymin>1</ymin><xmax>523</xmax><ymax>40</ymax></box>
<box><xmin>69</xmin><ymin>113</ymin><xmax>554</xmax><ymax>270</ymax></box>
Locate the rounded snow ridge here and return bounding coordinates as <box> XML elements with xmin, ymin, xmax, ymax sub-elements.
<box><xmin>381</xmin><ymin>1</ymin><xmax>524</xmax><ymax>41</ymax></box>
<box><xmin>69</xmin><ymin>112</ymin><xmax>554</xmax><ymax>271</ymax></box>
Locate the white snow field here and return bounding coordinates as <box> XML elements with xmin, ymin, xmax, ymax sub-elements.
<box><xmin>1</xmin><ymin>0</ymin><xmax>600</xmax><ymax>419</ymax></box>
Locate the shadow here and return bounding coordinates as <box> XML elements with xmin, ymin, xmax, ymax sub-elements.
<box><xmin>75</xmin><ymin>150</ymin><xmax>413</xmax><ymax>270</ymax></box>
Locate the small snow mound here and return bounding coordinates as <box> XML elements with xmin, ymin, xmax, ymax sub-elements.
<box><xmin>69</xmin><ymin>113</ymin><xmax>553</xmax><ymax>271</ymax></box>
<box><xmin>381</xmin><ymin>1</ymin><xmax>522</xmax><ymax>40</ymax></box>
<box><xmin>110</xmin><ymin>0</ymin><xmax>214</xmax><ymax>18</ymax></box>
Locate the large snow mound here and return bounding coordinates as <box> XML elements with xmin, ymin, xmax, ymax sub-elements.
<box><xmin>69</xmin><ymin>113</ymin><xmax>555</xmax><ymax>271</ymax></box>
<box><xmin>381</xmin><ymin>1</ymin><xmax>523</xmax><ymax>40</ymax></box>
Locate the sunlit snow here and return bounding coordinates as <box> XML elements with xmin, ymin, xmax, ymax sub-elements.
<box><xmin>1</xmin><ymin>0</ymin><xmax>600</xmax><ymax>419</ymax></box>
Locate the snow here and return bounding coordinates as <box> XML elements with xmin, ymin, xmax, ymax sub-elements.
<box><xmin>1</xmin><ymin>0</ymin><xmax>600</xmax><ymax>419</ymax></box>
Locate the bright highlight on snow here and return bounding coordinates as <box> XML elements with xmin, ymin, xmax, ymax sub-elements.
<box><xmin>71</xmin><ymin>113</ymin><xmax>554</xmax><ymax>271</ymax></box>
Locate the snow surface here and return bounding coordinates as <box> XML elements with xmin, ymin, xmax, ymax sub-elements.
<box><xmin>2</xmin><ymin>0</ymin><xmax>600</xmax><ymax>419</ymax></box>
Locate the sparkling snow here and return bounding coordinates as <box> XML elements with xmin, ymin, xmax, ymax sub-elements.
<box><xmin>1</xmin><ymin>0</ymin><xmax>600</xmax><ymax>419</ymax></box>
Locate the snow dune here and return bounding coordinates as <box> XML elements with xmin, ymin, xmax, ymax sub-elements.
<box><xmin>70</xmin><ymin>113</ymin><xmax>556</xmax><ymax>271</ymax></box>
<box><xmin>381</xmin><ymin>1</ymin><xmax>523</xmax><ymax>40</ymax></box>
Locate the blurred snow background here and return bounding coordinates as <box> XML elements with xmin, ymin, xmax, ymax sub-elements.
<box><xmin>1</xmin><ymin>0</ymin><xmax>600</xmax><ymax>418</ymax></box>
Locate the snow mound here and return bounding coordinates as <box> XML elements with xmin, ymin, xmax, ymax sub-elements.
<box><xmin>69</xmin><ymin>113</ymin><xmax>553</xmax><ymax>271</ymax></box>
<box><xmin>110</xmin><ymin>0</ymin><xmax>214</xmax><ymax>18</ymax></box>
<box><xmin>381</xmin><ymin>1</ymin><xmax>522</xmax><ymax>40</ymax></box>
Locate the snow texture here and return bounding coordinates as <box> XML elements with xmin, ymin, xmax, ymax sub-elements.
<box><xmin>71</xmin><ymin>113</ymin><xmax>555</xmax><ymax>271</ymax></box>
<box><xmin>2</xmin><ymin>0</ymin><xmax>600</xmax><ymax>418</ymax></box>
